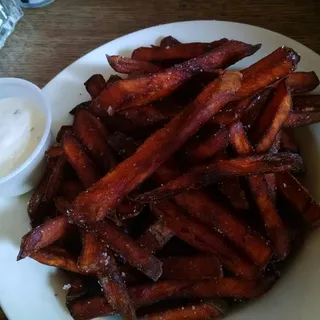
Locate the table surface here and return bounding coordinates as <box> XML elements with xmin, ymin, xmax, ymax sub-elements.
<box><xmin>1</xmin><ymin>0</ymin><xmax>320</xmax><ymax>318</ymax></box>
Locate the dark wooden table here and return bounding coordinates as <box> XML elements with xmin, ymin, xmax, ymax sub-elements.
<box><xmin>1</xmin><ymin>0</ymin><xmax>320</xmax><ymax>318</ymax></box>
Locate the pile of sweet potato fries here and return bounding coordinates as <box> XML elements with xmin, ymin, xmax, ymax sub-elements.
<box><xmin>18</xmin><ymin>35</ymin><xmax>320</xmax><ymax>320</ymax></box>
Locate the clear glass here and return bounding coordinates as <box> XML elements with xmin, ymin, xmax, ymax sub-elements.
<box><xmin>18</xmin><ymin>0</ymin><xmax>55</xmax><ymax>8</ymax></box>
<box><xmin>0</xmin><ymin>0</ymin><xmax>23</xmax><ymax>49</ymax></box>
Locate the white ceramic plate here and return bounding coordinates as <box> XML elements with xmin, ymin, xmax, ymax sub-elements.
<box><xmin>1</xmin><ymin>20</ymin><xmax>320</xmax><ymax>320</ymax></box>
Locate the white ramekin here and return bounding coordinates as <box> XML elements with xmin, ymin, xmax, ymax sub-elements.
<box><xmin>0</xmin><ymin>78</ymin><xmax>52</xmax><ymax>196</ymax></box>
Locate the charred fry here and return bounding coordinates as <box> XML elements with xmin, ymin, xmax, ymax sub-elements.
<box><xmin>218</xmin><ymin>177</ymin><xmax>250</xmax><ymax>210</ymax></box>
<box><xmin>17</xmin><ymin>215</ymin><xmax>69</xmax><ymax>260</ymax></box>
<box><xmin>43</xmin><ymin>156</ymin><xmax>67</xmax><ymax>201</ymax></box>
<box><xmin>136</xmin><ymin>153</ymin><xmax>303</xmax><ymax>202</ymax></box>
<box><xmin>45</xmin><ymin>145</ymin><xmax>64</xmax><ymax>159</ymax></box>
<box><xmin>89</xmin><ymin>220</ymin><xmax>163</xmax><ymax>281</ymax></box>
<box><xmin>137</xmin><ymin>219</ymin><xmax>174</xmax><ymax>254</ymax></box>
<box><xmin>249</xmin><ymin>80</ymin><xmax>292</xmax><ymax>153</ymax></box>
<box><xmin>160</xmin><ymin>36</ymin><xmax>181</xmax><ymax>47</ymax></box>
<box><xmin>181</xmin><ymin>277</ymin><xmax>276</xmax><ymax>299</ymax></box>
<box><xmin>131</xmin><ymin>38</ymin><xmax>229</xmax><ymax>62</ymax></box>
<box><xmin>107</xmin><ymin>55</ymin><xmax>162</xmax><ymax>74</ymax></box>
<box><xmin>161</xmin><ymin>255</ymin><xmax>223</xmax><ymax>280</ymax></box>
<box><xmin>277</xmin><ymin>172</ymin><xmax>320</xmax><ymax>227</ymax></box>
<box><xmin>142</xmin><ymin>301</ymin><xmax>225</xmax><ymax>320</ymax></box>
<box><xmin>84</xmin><ymin>74</ymin><xmax>106</xmax><ymax>99</ymax></box>
<box><xmin>30</xmin><ymin>245</ymin><xmax>84</xmax><ymax>274</ymax></box>
<box><xmin>92</xmin><ymin>41</ymin><xmax>258</xmax><ymax>112</ymax></box>
<box><xmin>62</xmin><ymin>133</ymin><xmax>100</xmax><ymax>188</ymax></box>
<box><xmin>185</xmin><ymin>126</ymin><xmax>229</xmax><ymax>164</ymax></box>
<box><xmin>286</xmin><ymin>71</ymin><xmax>319</xmax><ymax>93</ymax></box>
<box><xmin>230</xmin><ymin>121</ymin><xmax>290</xmax><ymax>260</ymax></box>
<box><xmin>73</xmin><ymin>109</ymin><xmax>116</xmax><ymax>172</ymax></box>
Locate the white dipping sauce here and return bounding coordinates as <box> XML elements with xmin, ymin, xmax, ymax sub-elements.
<box><xmin>0</xmin><ymin>97</ymin><xmax>46</xmax><ymax>178</ymax></box>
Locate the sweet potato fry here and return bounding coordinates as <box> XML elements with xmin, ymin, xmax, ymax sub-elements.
<box><xmin>249</xmin><ymin>80</ymin><xmax>292</xmax><ymax>153</ymax></box>
<box><xmin>237</xmin><ymin>46</ymin><xmax>300</xmax><ymax>99</ymax></box>
<box><xmin>133</xmin><ymin>277</ymin><xmax>275</xmax><ymax>303</ymax></box>
<box><xmin>206</xmin><ymin>43</ymin><xmax>300</xmax><ymax>124</ymax></box>
<box><xmin>130</xmin><ymin>280</ymin><xmax>197</xmax><ymax>305</ymax></box>
<box><xmin>107</xmin><ymin>55</ymin><xmax>162</xmax><ymax>74</ymax></box>
<box><xmin>230</xmin><ymin>121</ymin><xmax>290</xmax><ymax>260</ymax></box>
<box><xmin>218</xmin><ymin>177</ymin><xmax>250</xmax><ymax>210</ymax></box>
<box><xmin>78</xmin><ymin>231</ymin><xmax>104</xmax><ymax>273</ymax></box>
<box><xmin>17</xmin><ymin>215</ymin><xmax>69</xmax><ymax>260</ymax></box>
<box><xmin>84</xmin><ymin>74</ymin><xmax>106</xmax><ymax>99</ymax></box>
<box><xmin>79</xmin><ymin>233</ymin><xmax>136</xmax><ymax>318</ymax></box>
<box><xmin>269</xmin><ymin>132</ymin><xmax>281</xmax><ymax>154</ymax></box>
<box><xmin>68</xmin><ymin>281</ymin><xmax>194</xmax><ymax>320</ymax></box>
<box><xmin>30</xmin><ymin>245</ymin><xmax>84</xmax><ymax>274</ymax></box>
<box><xmin>264</xmin><ymin>173</ymin><xmax>277</xmax><ymax>201</ymax></box>
<box><xmin>66</xmin><ymin>277</ymin><xmax>88</xmax><ymax>302</ymax></box>
<box><xmin>277</xmin><ymin>172</ymin><xmax>320</xmax><ymax>227</ymax></box>
<box><xmin>131</xmin><ymin>38</ymin><xmax>228</xmax><ymax>62</ymax></box>
<box><xmin>106</xmin><ymin>74</ymin><xmax>123</xmax><ymax>84</ymax></box>
<box><xmin>185</xmin><ymin>126</ymin><xmax>229</xmax><ymax>164</ymax></box>
<box><xmin>58</xmin><ymin>179</ymin><xmax>83</xmax><ymax>201</ymax></box>
<box><xmin>69</xmin><ymin>101</ymin><xmax>91</xmax><ymax>116</ymax></box>
<box><xmin>161</xmin><ymin>255</ymin><xmax>223</xmax><ymax>280</ymax></box>
<box><xmin>240</xmin><ymin>89</ymin><xmax>273</xmax><ymax>128</ymax></box>
<box><xmin>68</xmin><ymin>296</ymin><xmax>114</xmax><ymax>320</ymax></box>
<box><xmin>210</xmin><ymin>47</ymin><xmax>299</xmax><ymax>126</ymax></box>
<box><xmin>136</xmin><ymin>153</ymin><xmax>303</xmax><ymax>202</ymax></box>
<box><xmin>121</xmin><ymin>105</ymin><xmax>170</xmax><ymax>128</ymax></box>
<box><xmin>280</xmin><ymin>131</ymin><xmax>298</xmax><ymax>153</ymax></box>
<box><xmin>213</xmin><ymin>96</ymin><xmax>252</xmax><ymax>126</ymax></box>
<box><xmin>56</xmin><ymin>125</ymin><xmax>73</xmax><ymax>143</ymax></box>
<box><xmin>181</xmin><ymin>277</ymin><xmax>276</xmax><ymax>299</ymax></box>
<box><xmin>73</xmin><ymin>46</ymin><xmax>301</xmax><ymax>221</ymax></box>
<box><xmin>89</xmin><ymin>220</ymin><xmax>162</xmax><ymax>281</ymax></box>
<box><xmin>115</xmin><ymin>199</ymin><xmax>145</xmax><ymax>221</ymax></box>
<box><xmin>78</xmin><ymin>231</ymin><xmax>137</xmax><ymax>319</ymax></box>
<box><xmin>73</xmin><ymin>109</ymin><xmax>116</xmax><ymax>172</ymax></box>
<box><xmin>152</xmin><ymin>200</ymin><xmax>260</xmax><ymax>279</ymax></box>
<box><xmin>284</xmin><ymin>95</ymin><xmax>320</xmax><ymax>127</ymax></box>
<box><xmin>45</xmin><ymin>145</ymin><xmax>64</xmax><ymax>159</ymax></box>
<box><xmin>118</xmin><ymin>264</ymin><xmax>146</xmax><ymax>286</ymax></box>
<box><xmin>173</xmin><ymin>191</ymin><xmax>271</xmax><ymax>268</ymax></box>
<box><xmin>69</xmin><ymin>276</ymin><xmax>273</xmax><ymax>320</ymax></box>
<box><xmin>98</xmin><ymin>261</ymin><xmax>137</xmax><ymax>320</ymax></box>
<box><xmin>137</xmin><ymin>219</ymin><xmax>174</xmax><ymax>254</ymax></box>
<box><xmin>92</xmin><ymin>41</ymin><xmax>259</xmax><ymax>112</ymax></box>
<box><xmin>27</xmin><ymin>172</ymin><xmax>50</xmax><ymax>221</ymax></box>
<box><xmin>142</xmin><ymin>301</ymin><xmax>224</xmax><ymax>320</ymax></box>
<box><xmin>160</xmin><ymin>36</ymin><xmax>181</xmax><ymax>48</ymax></box>
<box><xmin>284</xmin><ymin>110</ymin><xmax>320</xmax><ymax>127</ymax></box>
<box><xmin>249</xmin><ymin>175</ymin><xmax>290</xmax><ymax>259</ymax></box>
<box><xmin>115</xmin><ymin>144</ymin><xmax>269</xmax><ymax>268</ymax></box>
<box><xmin>43</xmin><ymin>156</ymin><xmax>67</xmax><ymax>201</ymax></box>
<box><xmin>229</xmin><ymin>122</ymin><xmax>254</xmax><ymax>154</ymax></box>
<box><xmin>62</xmin><ymin>133</ymin><xmax>100</xmax><ymax>188</ymax></box>
<box><xmin>72</xmin><ymin>72</ymin><xmax>242</xmax><ymax>223</ymax></box>
<box><xmin>22</xmin><ymin>39</ymin><xmax>315</xmax><ymax>320</ymax></box>
<box><xmin>187</xmin><ymin>46</ymin><xmax>300</xmax><ymax>161</ymax></box>
<box><xmin>108</xmin><ymin>131</ymin><xmax>140</xmax><ymax>158</ymax></box>
<box><xmin>286</xmin><ymin>71</ymin><xmax>319</xmax><ymax>93</ymax></box>
<box><xmin>292</xmin><ymin>94</ymin><xmax>320</xmax><ymax>112</ymax></box>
